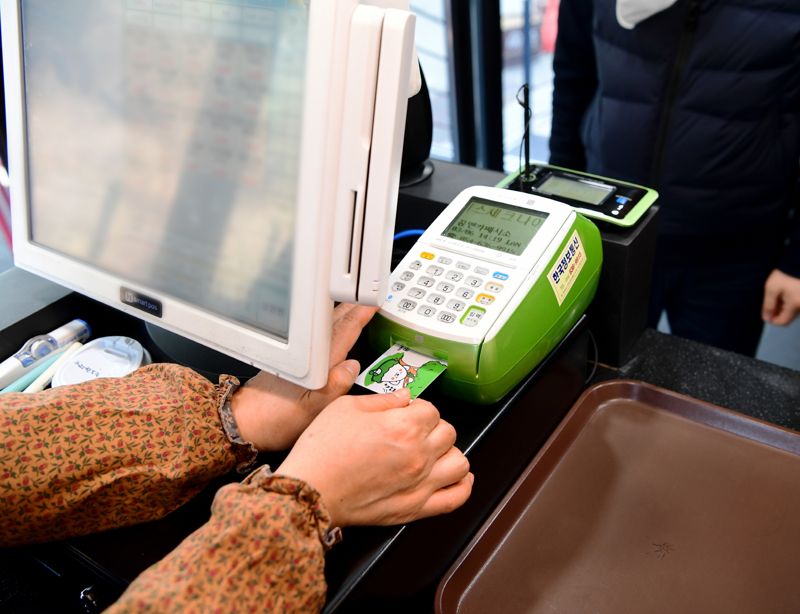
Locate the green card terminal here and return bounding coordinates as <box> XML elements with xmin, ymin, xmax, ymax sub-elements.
<box><xmin>369</xmin><ymin>186</ymin><xmax>603</xmax><ymax>404</ymax></box>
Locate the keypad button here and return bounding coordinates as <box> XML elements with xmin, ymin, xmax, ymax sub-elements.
<box><xmin>391</xmin><ymin>282</ymin><xmax>406</xmax><ymax>292</ymax></box>
<box><xmin>427</xmin><ymin>293</ymin><xmax>446</xmax><ymax>306</ymax></box>
<box><xmin>474</xmin><ymin>266</ymin><xmax>490</xmax><ymax>276</ymax></box>
<box><xmin>436</xmin><ymin>282</ymin><xmax>455</xmax><ymax>293</ymax></box>
<box><xmin>418</xmin><ymin>276</ymin><xmax>435</xmax><ymax>288</ymax></box>
<box><xmin>456</xmin><ymin>287</ymin><xmax>475</xmax><ymax>300</ymax></box>
<box><xmin>466</xmin><ymin>276</ymin><xmax>483</xmax><ymax>288</ymax></box>
<box><xmin>456</xmin><ymin>261</ymin><xmax>471</xmax><ymax>270</ymax></box>
<box><xmin>420</xmin><ymin>251</ymin><xmax>435</xmax><ymax>260</ymax></box>
<box><xmin>438</xmin><ymin>311</ymin><xmax>457</xmax><ymax>324</ymax></box>
<box><xmin>476</xmin><ymin>293</ymin><xmax>495</xmax><ymax>306</ymax></box>
<box><xmin>461</xmin><ymin>306</ymin><xmax>485</xmax><ymax>327</ymax></box>
<box><xmin>493</xmin><ymin>271</ymin><xmax>509</xmax><ymax>281</ymax></box>
<box><xmin>485</xmin><ymin>282</ymin><xmax>504</xmax><ymax>293</ymax></box>
<box><xmin>437</xmin><ymin>256</ymin><xmax>453</xmax><ymax>265</ymax></box>
<box><xmin>409</xmin><ymin>260</ymin><xmax>423</xmax><ymax>270</ymax></box>
<box><xmin>427</xmin><ymin>265</ymin><xmax>444</xmax><ymax>277</ymax></box>
<box><xmin>447</xmin><ymin>299</ymin><xmax>466</xmax><ymax>312</ymax></box>
<box><xmin>417</xmin><ymin>305</ymin><xmax>437</xmax><ymax>318</ymax></box>
<box><xmin>400</xmin><ymin>271</ymin><xmax>414</xmax><ymax>282</ymax></box>
<box><xmin>408</xmin><ymin>287</ymin><xmax>426</xmax><ymax>299</ymax></box>
<box><xmin>399</xmin><ymin>299</ymin><xmax>417</xmax><ymax>312</ymax></box>
<box><xmin>445</xmin><ymin>271</ymin><xmax>464</xmax><ymax>282</ymax></box>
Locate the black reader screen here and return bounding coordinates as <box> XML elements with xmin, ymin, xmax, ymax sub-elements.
<box><xmin>538</xmin><ymin>175</ymin><xmax>612</xmax><ymax>205</ymax></box>
<box><xmin>442</xmin><ymin>198</ymin><xmax>548</xmax><ymax>256</ymax></box>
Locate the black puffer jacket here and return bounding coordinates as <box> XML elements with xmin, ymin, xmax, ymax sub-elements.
<box><xmin>549</xmin><ymin>0</ymin><xmax>800</xmax><ymax>274</ymax></box>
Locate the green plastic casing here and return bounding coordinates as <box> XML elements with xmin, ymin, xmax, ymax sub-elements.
<box><xmin>368</xmin><ymin>213</ymin><xmax>602</xmax><ymax>404</ymax></box>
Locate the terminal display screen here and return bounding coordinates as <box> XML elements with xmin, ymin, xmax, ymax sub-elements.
<box><xmin>442</xmin><ymin>198</ymin><xmax>548</xmax><ymax>256</ymax></box>
<box><xmin>538</xmin><ymin>175</ymin><xmax>613</xmax><ymax>205</ymax></box>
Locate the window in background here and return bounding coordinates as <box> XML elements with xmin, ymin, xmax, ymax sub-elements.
<box><xmin>409</xmin><ymin>0</ymin><xmax>456</xmax><ymax>162</ymax></box>
<box><xmin>501</xmin><ymin>0</ymin><xmax>558</xmax><ymax>172</ymax></box>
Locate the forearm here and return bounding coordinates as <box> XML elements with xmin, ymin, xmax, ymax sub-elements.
<box><xmin>0</xmin><ymin>363</ymin><xmax>241</xmax><ymax>546</ymax></box>
<box><xmin>108</xmin><ymin>469</ymin><xmax>333</xmax><ymax>614</ymax></box>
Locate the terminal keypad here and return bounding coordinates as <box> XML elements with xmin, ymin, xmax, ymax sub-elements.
<box><xmin>391</xmin><ymin>250</ymin><xmax>507</xmax><ymax>328</ymax></box>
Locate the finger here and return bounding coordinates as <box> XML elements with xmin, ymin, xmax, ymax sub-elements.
<box><xmin>761</xmin><ymin>285</ymin><xmax>780</xmax><ymax>322</ymax></box>
<box><xmin>395</xmin><ymin>397</ymin><xmax>441</xmax><ymax>434</ymax></box>
<box><xmin>333</xmin><ymin>303</ymin><xmax>378</xmax><ymax>332</ymax></box>
<box><xmin>329</xmin><ymin>304</ymin><xmax>380</xmax><ymax>364</ymax></box>
<box><xmin>414</xmin><ymin>472</ymin><xmax>474</xmax><ymax>520</ymax></box>
<box><xmin>353</xmin><ymin>387</ymin><xmax>411</xmax><ymax>412</ymax></box>
<box><xmin>424</xmin><ymin>446</ymin><xmax>470</xmax><ymax>490</ymax></box>
<box><xmin>306</xmin><ymin>358</ymin><xmax>360</xmax><ymax>403</ymax></box>
<box><xmin>424</xmin><ymin>419</ymin><xmax>458</xmax><ymax>457</ymax></box>
<box><xmin>771</xmin><ymin>301</ymin><xmax>796</xmax><ymax>326</ymax></box>
<box><xmin>332</xmin><ymin>302</ymin><xmax>358</xmax><ymax>321</ymax></box>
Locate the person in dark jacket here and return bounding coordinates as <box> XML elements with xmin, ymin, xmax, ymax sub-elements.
<box><xmin>549</xmin><ymin>0</ymin><xmax>800</xmax><ymax>356</ymax></box>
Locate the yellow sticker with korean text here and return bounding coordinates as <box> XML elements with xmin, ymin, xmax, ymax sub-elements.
<box><xmin>547</xmin><ymin>230</ymin><xmax>586</xmax><ymax>305</ymax></box>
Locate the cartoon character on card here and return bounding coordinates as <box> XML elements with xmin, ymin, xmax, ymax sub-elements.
<box><xmin>365</xmin><ymin>350</ymin><xmax>447</xmax><ymax>398</ymax></box>
<box><xmin>367</xmin><ymin>352</ymin><xmax>417</xmax><ymax>391</ymax></box>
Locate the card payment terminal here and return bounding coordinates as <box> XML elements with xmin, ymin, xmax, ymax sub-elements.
<box><xmin>369</xmin><ymin>186</ymin><xmax>602</xmax><ymax>404</ymax></box>
<box><xmin>498</xmin><ymin>163</ymin><xmax>658</xmax><ymax>228</ymax></box>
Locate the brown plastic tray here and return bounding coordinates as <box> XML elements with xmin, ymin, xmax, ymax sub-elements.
<box><xmin>436</xmin><ymin>380</ymin><xmax>800</xmax><ymax>614</ymax></box>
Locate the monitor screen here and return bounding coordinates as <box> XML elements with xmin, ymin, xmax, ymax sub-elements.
<box><xmin>538</xmin><ymin>175</ymin><xmax>612</xmax><ymax>206</ymax></box>
<box><xmin>442</xmin><ymin>198</ymin><xmax>548</xmax><ymax>256</ymax></box>
<box><xmin>21</xmin><ymin>0</ymin><xmax>308</xmax><ymax>340</ymax></box>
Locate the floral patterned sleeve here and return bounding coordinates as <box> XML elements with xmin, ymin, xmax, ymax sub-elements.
<box><xmin>108</xmin><ymin>467</ymin><xmax>334</xmax><ymax>613</ymax></box>
<box><xmin>0</xmin><ymin>363</ymin><xmax>246</xmax><ymax>545</ymax></box>
<box><xmin>0</xmin><ymin>363</ymin><xmax>334</xmax><ymax>612</ymax></box>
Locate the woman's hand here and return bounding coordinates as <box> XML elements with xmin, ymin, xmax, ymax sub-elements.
<box><xmin>275</xmin><ymin>389</ymin><xmax>473</xmax><ymax>527</ymax></box>
<box><xmin>231</xmin><ymin>303</ymin><xmax>378</xmax><ymax>452</ymax></box>
<box><xmin>762</xmin><ymin>269</ymin><xmax>800</xmax><ymax>326</ymax></box>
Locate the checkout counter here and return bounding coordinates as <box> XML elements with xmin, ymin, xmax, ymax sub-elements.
<box><xmin>1</xmin><ymin>162</ymin><xmax>799</xmax><ymax>613</ymax></box>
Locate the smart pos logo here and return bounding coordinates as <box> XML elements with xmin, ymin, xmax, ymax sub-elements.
<box><xmin>120</xmin><ymin>287</ymin><xmax>163</xmax><ymax>318</ymax></box>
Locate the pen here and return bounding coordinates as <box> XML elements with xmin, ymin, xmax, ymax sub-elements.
<box><xmin>23</xmin><ymin>341</ymin><xmax>84</xmax><ymax>393</ymax></box>
<box><xmin>1</xmin><ymin>349</ymin><xmax>65</xmax><ymax>393</ymax></box>
<box><xmin>0</xmin><ymin>319</ymin><xmax>91</xmax><ymax>388</ymax></box>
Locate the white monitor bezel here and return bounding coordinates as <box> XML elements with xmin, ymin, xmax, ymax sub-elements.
<box><xmin>1</xmin><ymin>0</ymin><xmax>363</xmax><ymax>387</ymax></box>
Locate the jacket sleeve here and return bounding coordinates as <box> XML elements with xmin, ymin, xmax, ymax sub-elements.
<box><xmin>0</xmin><ymin>363</ymin><xmax>242</xmax><ymax>546</ymax></box>
<box><xmin>778</xmin><ymin>175</ymin><xmax>800</xmax><ymax>277</ymax></box>
<box><xmin>107</xmin><ymin>468</ymin><xmax>334</xmax><ymax>614</ymax></box>
<box><xmin>548</xmin><ymin>0</ymin><xmax>598</xmax><ymax>171</ymax></box>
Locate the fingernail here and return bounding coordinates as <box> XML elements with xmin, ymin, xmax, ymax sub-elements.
<box><xmin>393</xmin><ymin>388</ymin><xmax>411</xmax><ymax>402</ymax></box>
<box><xmin>343</xmin><ymin>359</ymin><xmax>360</xmax><ymax>377</ymax></box>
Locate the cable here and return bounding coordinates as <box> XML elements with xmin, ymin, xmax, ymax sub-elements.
<box><xmin>516</xmin><ymin>83</ymin><xmax>532</xmax><ymax>191</ymax></box>
<box><xmin>393</xmin><ymin>228</ymin><xmax>425</xmax><ymax>241</ymax></box>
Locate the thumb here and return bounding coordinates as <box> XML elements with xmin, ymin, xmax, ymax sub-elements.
<box><xmin>355</xmin><ymin>387</ymin><xmax>411</xmax><ymax>412</ymax></box>
<box><xmin>305</xmin><ymin>359</ymin><xmax>360</xmax><ymax>408</ymax></box>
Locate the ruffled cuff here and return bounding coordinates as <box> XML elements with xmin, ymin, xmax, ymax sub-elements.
<box><xmin>217</xmin><ymin>375</ymin><xmax>259</xmax><ymax>474</ymax></box>
<box><xmin>242</xmin><ymin>465</ymin><xmax>343</xmax><ymax>549</ymax></box>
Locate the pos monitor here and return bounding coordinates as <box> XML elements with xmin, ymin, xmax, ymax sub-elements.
<box><xmin>1</xmin><ymin>0</ymin><xmax>418</xmax><ymax>388</ymax></box>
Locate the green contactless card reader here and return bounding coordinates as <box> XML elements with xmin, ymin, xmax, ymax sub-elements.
<box><xmin>369</xmin><ymin>186</ymin><xmax>602</xmax><ymax>404</ymax></box>
<box><xmin>498</xmin><ymin>163</ymin><xmax>658</xmax><ymax>228</ymax></box>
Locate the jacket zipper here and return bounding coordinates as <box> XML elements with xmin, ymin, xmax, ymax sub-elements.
<box><xmin>649</xmin><ymin>0</ymin><xmax>702</xmax><ymax>186</ymax></box>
